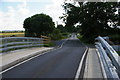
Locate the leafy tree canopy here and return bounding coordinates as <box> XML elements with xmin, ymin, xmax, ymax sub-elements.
<box><xmin>57</xmin><ymin>24</ymin><xmax>67</xmax><ymax>32</ymax></box>
<box><xmin>23</xmin><ymin>13</ymin><xmax>55</xmax><ymax>37</ymax></box>
<box><xmin>61</xmin><ymin>1</ymin><xmax>119</xmax><ymax>42</ymax></box>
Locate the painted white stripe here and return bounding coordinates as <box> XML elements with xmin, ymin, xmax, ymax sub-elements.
<box><xmin>0</xmin><ymin>39</ymin><xmax>68</xmax><ymax>74</ymax></box>
<box><xmin>0</xmin><ymin>49</ymin><xmax>53</xmax><ymax>74</ymax></box>
<box><xmin>74</xmin><ymin>47</ymin><xmax>88</xmax><ymax>80</ymax></box>
<box><xmin>59</xmin><ymin>39</ymin><xmax>68</xmax><ymax>48</ymax></box>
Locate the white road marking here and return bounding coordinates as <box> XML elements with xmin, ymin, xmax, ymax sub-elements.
<box><xmin>0</xmin><ymin>39</ymin><xmax>68</xmax><ymax>74</ymax></box>
<box><xmin>74</xmin><ymin>47</ymin><xmax>88</xmax><ymax>80</ymax></box>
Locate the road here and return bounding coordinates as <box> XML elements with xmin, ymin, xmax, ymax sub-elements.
<box><xmin>2</xmin><ymin>37</ymin><xmax>86</xmax><ymax>78</ymax></box>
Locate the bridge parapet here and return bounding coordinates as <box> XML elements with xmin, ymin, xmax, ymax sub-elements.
<box><xmin>95</xmin><ymin>36</ymin><xmax>120</xmax><ymax>79</ymax></box>
<box><xmin>0</xmin><ymin>37</ymin><xmax>43</xmax><ymax>53</ymax></box>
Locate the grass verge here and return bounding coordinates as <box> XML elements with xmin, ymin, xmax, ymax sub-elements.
<box><xmin>117</xmin><ymin>51</ymin><xmax>120</xmax><ymax>56</ymax></box>
<box><xmin>77</xmin><ymin>35</ymin><xmax>94</xmax><ymax>47</ymax></box>
<box><xmin>44</xmin><ymin>42</ymin><xmax>55</xmax><ymax>47</ymax></box>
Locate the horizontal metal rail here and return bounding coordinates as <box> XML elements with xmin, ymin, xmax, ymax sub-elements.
<box><xmin>0</xmin><ymin>44</ymin><xmax>44</xmax><ymax>51</ymax></box>
<box><xmin>0</xmin><ymin>37</ymin><xmax>43</xmax><ymax>53</ymax></box>
<box><xmin>0</xmin><ymin>41</ymin><xmax>42</xmax><ymax>48</ymax></box>
<box><xmin>95</xmin><ymin>36</ymin><xmax>120</xmax><ymax>79</ymax></box>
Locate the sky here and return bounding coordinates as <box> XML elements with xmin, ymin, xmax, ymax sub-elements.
<box><xmin>0</xmin><ymin>0</ymin><xmax>65</xmax><ymax>31</ymax></box>
<box><xmin>0</xmin><ymin>0</ymin><xmax>119</xmax><ymax>31</ymax></box>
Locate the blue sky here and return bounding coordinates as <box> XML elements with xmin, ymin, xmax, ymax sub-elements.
<box><xmin>1</xmin><ymin>2</ymin><xmax>49</xmax><ymax>12</ymax></box>
<box><xmin>1</xmin><ymin>0</ymin><xmax>119</xmax><ymax>31</ymax></box>
<box><xmin>0</xmin><ymin>0</ymin><xmax>65</xmax><ymax>31</ymax></box>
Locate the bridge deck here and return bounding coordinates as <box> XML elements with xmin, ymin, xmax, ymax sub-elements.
<box><xmin>84</xmin><ymin>48</ymin><xmax>104</xmax><ymax>78</ymax></box>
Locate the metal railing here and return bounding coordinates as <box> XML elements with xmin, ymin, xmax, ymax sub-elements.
<box><xmin>0</xmin><ymin>37</ymin><xmax>43</xmax><ymax>53</ymax></box>
<box><xmin>95</xmin><ymin>36</ymin><xmax>120</xmax><ymax>79</ymax></box>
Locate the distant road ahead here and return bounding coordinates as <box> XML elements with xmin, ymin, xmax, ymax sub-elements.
<box><xmin>3</xmin><ymin>37</ymin><xmax>86</xmax><ymax>78</ymax></box>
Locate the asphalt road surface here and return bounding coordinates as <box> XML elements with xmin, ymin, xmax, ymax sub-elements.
<box><xmin>2</xmin><ymin>37</ymin><xmax>86</xmax><ymax>78</ymax></box>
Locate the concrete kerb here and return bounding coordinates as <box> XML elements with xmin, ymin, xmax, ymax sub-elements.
<box><xmin>1</xmin><ymin>48</ymin><xmax>54</xmax><ymax>71</ymax></box>
<box><xmin>0</xmin><ymin>39</ymin><xmax>68</xmax><ymax>73</ymax></box>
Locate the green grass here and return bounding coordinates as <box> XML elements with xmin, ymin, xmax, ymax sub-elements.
<box><xmin>77</xmin><ymin>35</ymin><xmax>94</xmax><ymax>45</ymax></box>
<box><xmin>77</xmin><ymin>35</ymin><xmax>95</xmax><ymax>48</ymax></box>
<box><xmin>117</xmin><ymin>51</ymin><xmax>120</xmax><ymax>56</ymax></box>
<box><xmin>44</xmin><ymin>42</ymin><xmax>55</xmax><ymax>47</ymax></box>
<box><xmin>108</xmin><ymin>34</ymin><xmax>120</xmax><ymax>45</ymax></box>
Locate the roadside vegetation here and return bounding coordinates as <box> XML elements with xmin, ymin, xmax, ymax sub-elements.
<box><xmin>60</xmin><ymin>1</ymin><xmax>119</xmax><ymax>43</ymax></box>
<box><xmin>44</xmin><ymin>42</ymin><xmax>55</xmax><ymax>47</ymax></box>
<box><xmin>44</xmin><ymin>29</ymin><xmax>69</xmax><ymax>47</ymax></box>
<box><xmin>3</xmin><ymin>2</ymin><xmax>119</xmax><ymax>46</ymax></box>
<box><xmin>23</xmin><ymin>13</ymin><xmax>70</xmax><ymax>47</ymax></box>
<box><xmin>117</xmin><ymin>51</ymin><xmax>120</xmax><ymax>56</ymax></box>
<box><xmin>108</xmin><ymin>34</ymin><xmax>120</xmax><ymax>45</ymax></box>
<box><xmin>77</xmin><ymin>34</ymin><xmax>95</xmax><ymax>47</ymax></box>
<box><xmin>2</xmin><ymin>1</ymin><xmax>119</xmax><ymax>54</ymax></box>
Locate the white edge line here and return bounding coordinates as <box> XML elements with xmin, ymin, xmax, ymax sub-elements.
<box><xmin>0</xmin><ymin>39</ymin><xmax>68</xmax><ymax>74</ymax></box>
<box><xmin>59</xmin><ymin>39</ymin><xmax>68</xmax><ymax>48</ymax></box>
<box><xmin>95</xmin><ymin>48</ymin><xmax>107</xmax><ymax>78</ymax></box>
<box><xmin>74</xmin><ymin>47</ymin><xmax>88</xmax><ymax>80</ymax></box>
<box><xmin>0</xmin><ymin>49</ymin><xmax>54</xmax><ymax>74</ymax></box>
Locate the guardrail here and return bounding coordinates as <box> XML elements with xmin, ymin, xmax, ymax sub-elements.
<box><xmin>0</xmin><ymin>37</ymin><xmax>43</xmax><ymax>53</ymax></box>
<box><xmin>95</xmin><ymin>36</ymin><xmax>120</xmax><ymax>79</ymax></box>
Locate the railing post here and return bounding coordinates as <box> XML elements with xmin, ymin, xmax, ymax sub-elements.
<box><xmin>4</xmin><ymin>38</ymin><xmax>8</xmax><ymax>52</ymax></box>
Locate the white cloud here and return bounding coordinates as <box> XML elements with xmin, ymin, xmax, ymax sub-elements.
<box><xmin>0</xmin><ymin>0</ymin><xmax>66</xmax><ymax>31</ymax></box>
<box><xmin>0</xmin><ymin>1</ymin><xmax>30</xmax><ymax>31</ymax></box>
<box><xmin>1</xmin><ymin>0</ymin><xmax>52</xmax><ymax>2</ymax></box>
<box><xmin>17</xmin><ymin>3</ymin><xmax>29</xmax><ymax>15</ymax></box>
<box><xmin>44</xmin><ymin>0</ymin><xmax>65</xmax><ymax>27</ymax></box>
<box><xmin>1</xmin><ymin>0</ymin><xmax>25</xmax><ymax>2</ymax></box>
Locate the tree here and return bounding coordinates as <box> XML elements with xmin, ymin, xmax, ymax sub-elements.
<box><xmin>57</xmin><ymin>24</ymin><xmax>66</xmax><ymax>32</ymax></box>
<box><xmin>61</xmin><ymin>1</ymin><xmax>119</xmax><ymax>42</ymax></box>
<box><xmin>23</xmin><ymin>13</ymin><xmax>55</xmax><ymax>37</ymax></box>
<box><xmin>118</xmin><ymin>4</ymin><xmax>120</xmax><ymax>26</ymax></box>
<box><xmin>50</xmin><ymin>29</ymin><xmax>63</xmax><ymax>40</ymax></box>
<box><xmin>65</xmin><ymin>25</ymin><xmax>76</xmax><ymax>33</ymax></box>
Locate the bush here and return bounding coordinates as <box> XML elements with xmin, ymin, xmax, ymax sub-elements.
<box><xmin>62</xmin><ymin>32</ymin><xmax>69</xmax><ymax>36</ymax></box>
<box><xmin>77</xmin><ymin>35</ymin><xmax>95</xmax><ymax>44</ymax></box>
<box><xmin>109</xmin><ymin>34</ymin><xmax>120</xmax><ymax>44</ymax></box>
<box><xmin>50</xmin><ymin>29</ymin><xmax>63</xmax><ymax>40</ymax></box>
<box><xmin>44</xmin><ymin>42</ymin><xmax>55</xmax><ymax>47</ymax></box>
<box><xmin>51</xmin><ymin>33</ymin><xmax>63</xmax><ymax>40</ymax></box>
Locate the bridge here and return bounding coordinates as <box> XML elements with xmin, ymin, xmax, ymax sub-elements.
<box><xmin>0</xmin><ymin>34</ymin><xmax>120</xmax><ymax>79</ymax></box>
